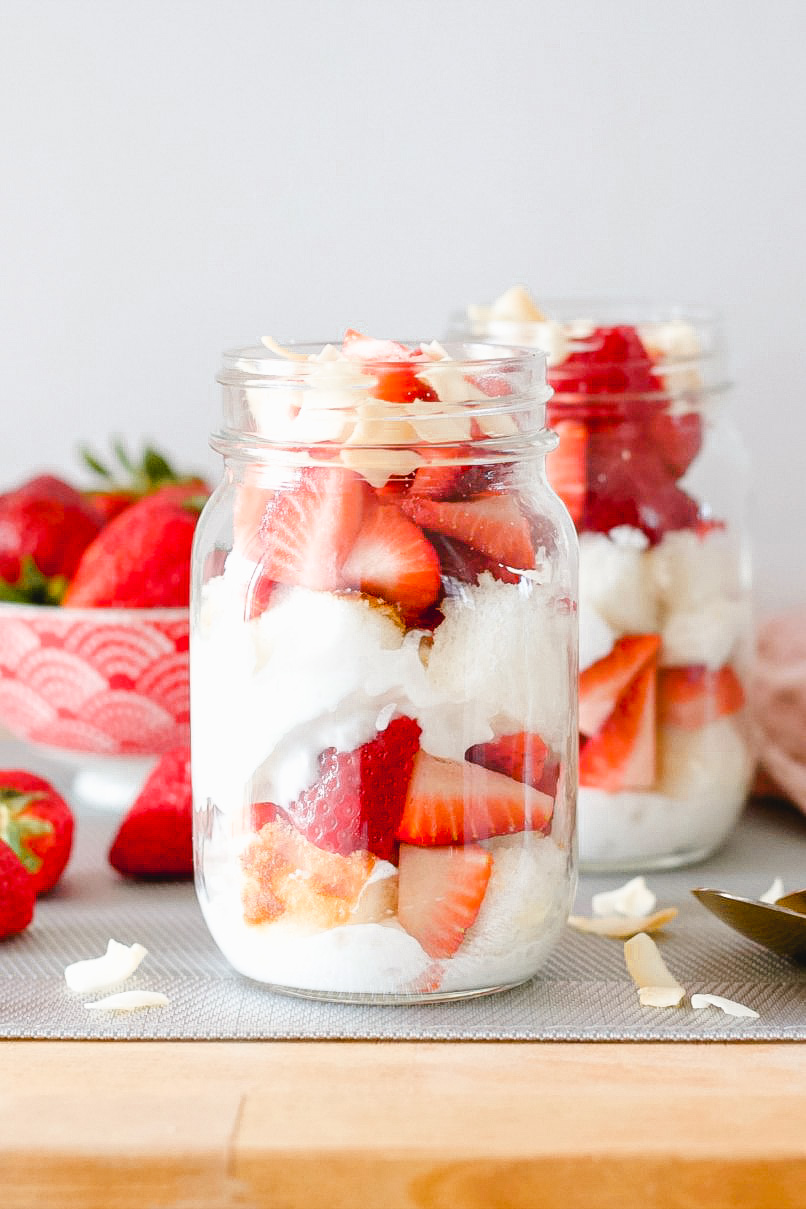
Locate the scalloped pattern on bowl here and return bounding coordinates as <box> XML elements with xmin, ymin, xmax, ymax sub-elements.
<box><xmin>0</xmin><ymin>606</ymin><xmax>190</xmax><ymax>755</ymax></box>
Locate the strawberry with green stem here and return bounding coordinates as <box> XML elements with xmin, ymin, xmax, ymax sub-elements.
<box><xmin>0</xmin><ymin>474</ymin><xmax>103</xmax><ymax>602</ymax></box>
<box><xmin>0</xmin><ymin>842</ymin><xmax>36</xmax><ymax>938</ymax></box>
<box><xmin>0</xmin><ymin>771</ymin><xmax>74</xmax><ymax>896</ymax></box>
<box><xmin>81</xmin><ymin>439</ymin><xmax>209</xmax><ymax>524</ymax></box>
<box><xmin>65</xmin><ymin>484</ymin><xmax>206</xmax><ymax>607</ymax></box>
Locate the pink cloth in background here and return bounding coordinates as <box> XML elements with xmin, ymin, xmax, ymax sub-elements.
<box><xmin>751</xmin><ymin>607</ymin><xmax>806</xmax><ymax>815</ymax></box>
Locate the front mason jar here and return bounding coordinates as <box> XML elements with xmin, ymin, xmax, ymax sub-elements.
<box><xmin>190</xmin><ymin>334</ymin><xmax>578</xmax><ymax>1003</ymax></box>
<box><xmin>463</xmin><ymin>294</ymin><xmax>754</xmax><ymax>872</ymax></box>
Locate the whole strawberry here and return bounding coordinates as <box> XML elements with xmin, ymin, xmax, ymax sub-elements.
<box><xmin>0</xmin><ymin>841</ymin><xmax>36</xmax><ymax>938</ymax></box>
<box><xmin>80</xmin><ymin>440</ymin><xmax>210</xmax><ymax>526</ymax></box>
<box><xmin>109</xmin><ymin>747</ymin><xmax>193</xmax><ymax>878</ymax></box>
<box><xmin>0</xmin><ymin>771</ymin><xmax>75</xmax><ymax>895</ymax></box>
<box><xmin>64</xmin><ymin>484</ymin><xmax>207</xmax><ymax>608</ymax></box>
<box><xmin>0</xmin><ymin>474</ymin><xmax>103</xmax><ymax>600</ymax></box>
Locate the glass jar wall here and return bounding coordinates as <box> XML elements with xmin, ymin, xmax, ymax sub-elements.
<box><xmin>461</xmin><ymin>293</ymin><xmax>754</xmax><ymax>871</ymax></box>
<box><xmin>190</xmin><ymin>335</ymin><xmax>578</xmax><ymax>1002</ymax></box>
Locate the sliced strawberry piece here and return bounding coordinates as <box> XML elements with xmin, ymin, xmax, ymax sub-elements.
<box><xmin>657</xmin><ymin>664</ymin><xmax>745</xmax><ymax>729</ymax></box>
<box><xmin>465</xmin><ymin>732</ymin><xmax>549</xmax><ymax>791</ymax></box>
<box><xmin>400</xmin><ymin>493</ymin><xmax>534</xmax><ymax>569</ymax></box>
<box><xmin>549</xmin><ymin>325</ymin><xmax>660</xmax><ymax>397</ymax></box>
<box><xmin>255</xmin><ymin>466</ymin><xmax>370</xmax><ymax>592</ymax></box>
<box><xmin>582</xmin><ymin>432</ymin><xmax>701</xmax><ymax>545</ymax></box>
<box><xmin>535</xmin><ymin>754</ymin><xmax>561</xmax><ymax>798</ymax></box>
<box><xmin>267</xmin><ymin>716</ymin><xmax>422</xmax><ymax>863</ymax></box>
<box><xmin>397</xmin><ymin>842</ymin><xmax>492</xmax><ymax>958</ymax></box>
<box><xmin>428</xmin><ymin>533</ymin><xmax>520</xmax><ymax>586</ymax></box>
<box><xmin>244</xmin><ymin>569</ymin><xmax>276</xmax><ymax>620</ymax></box>
<box><xmin>342</xmin><ymin>330</ymin><xmax>414</xmax><ymax>361</ymax></box>
<box><xmin>648</xmin><ymin>411</ymin><xmax>703</xmax><ymax>479</ymax></box>
<box><xmin>579</xmin><ymin>634</ymin><xmax>661</xmax><ymax>736</ymax></box>
<box><xmin>233</xmin><ymin>483</ymin><xmax>277</xmax><ymax>559</ymax></box>
<box><xmin>341</xmin><ymin>329</ymin><xmax>438</xmax><ymax>404</ymax></box>
<box><xmin>341</xmin><ymin>501</ymin><xmax>441</xmax><ymax>615</ymax></box>
<box><xmin>546</xmin><ymin>420</ymin><xmax>587</xmax><ymax>525</ymax></box>
<box><xmin>397</xmin><ymin>752</ymin><xmax>554</xmax><ymax>846</ymax></box>
<box><xmin>408</xmin><ymin>447</ymin><xmax>467</xmax><ymax>501</ymax></box>
<box><xmin>579</xmin><ymin>663</ymin><xmax>657</xmax><ymax>790</ymax></box>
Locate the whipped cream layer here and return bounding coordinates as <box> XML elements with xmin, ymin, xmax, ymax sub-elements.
<box><xmin>200</xmin><ymin>831</ymin><xmax>570</xmax><ymax>996</ymax></box>
<box><xmin>192</xmin><ymin>568</ymin><xmax>573</xmax><ymax>814</ymax></box>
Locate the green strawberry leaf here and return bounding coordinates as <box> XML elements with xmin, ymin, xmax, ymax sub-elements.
<box><xmin>0</xmin><ymin>790</ymin><xmax>51</xmax><ymax>874</ymax></box>
<box><xmin>143</xmin><ymin>446</ymin><xmax>177</xmax><ymax>484</ymax></box>
<box><xmin>0</xmin><ymin>557</ymin><xmax>68</xmax><ymax>605</ymax></box>
<box><xmin>112</xmin><ymin>436</ymin><xmax>137</xmax><ymax>476</ymax></box>
<box><xmin>81</xmin><ymin>446</ymin><xmax>113</xmax><ymax>480</ymax></box>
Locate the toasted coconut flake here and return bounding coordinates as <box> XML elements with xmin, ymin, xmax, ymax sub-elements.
<box><xmin>569</xmin><ymin>907</ymin><xmax>678</xmax><ymax>938</ymax></box>
<box><xmin>489</xmin><ymin>284</ymin><xmax>546</xmax><ymax>322</ymax></box>
<box><xmin>760</xmin><ymin>877</ymin><xmax>784</xmax><ymax>905</ymax></box>
<box><xmin>690</xmin><ymin>994</ymin><xmax>759</xmax><ymax>1019</ymax></box>
<box><xmin>64</xmin><ymin>940</ymin><xmax>148</xmax><ymax>994</ymax></box>
<box><xmin>85</xmin><ymin>991</ymin><xmax>170</xmax><ymax>1013</ymax></box>
<box><xmin>592</xmin><ymin>876</ymin><xmax>657</xmax><ymax>918</ymax></box>
<box><xmin>260</xmin><ymin>336</ymin><xmax>313</xmax><ymax>361</ymax></box>
<box><xmin>624</xmin><ymin>932</ymin><xmax>685</xmax><ymax>1008</ymax></box>
<box><xmin>339</xmin><ymin>446</ymin><xmax>424</xmax><ymax>488</ymax></box>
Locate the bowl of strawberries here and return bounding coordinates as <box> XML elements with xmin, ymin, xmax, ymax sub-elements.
<box><xmin>0</xmin><ymin>443</ymin><xmax>209</xmax><ymax>807</ymax></box>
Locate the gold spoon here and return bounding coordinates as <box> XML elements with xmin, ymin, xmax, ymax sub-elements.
<box><xmin>692</xmin><ymin>888</ymin><xmax>806</xmax><ymax>961</ymax></box>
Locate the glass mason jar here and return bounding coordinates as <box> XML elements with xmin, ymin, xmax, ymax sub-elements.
<box><xmin>190</xmin><ymin>335</ymin><xmax>578</xmax><ymax>1002</ymax></box>
<box><xmin>461</xmin><ymin>299</ymin><xmax>754</xmax><ymax>872</ymax></box>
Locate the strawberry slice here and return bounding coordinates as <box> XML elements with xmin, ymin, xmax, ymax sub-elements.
<box><xmin>264</xmin><ymin>716</ymin><xmax>422</xmax><ymax>863</ymax></box>
<box><xmin>408</xmin><ymin>446</ymin><xmax>467</xmax><ymax>501</ymax></box>
<box><xmin>428</xmin><ymin>534</ymin><xmax>520</xmax><ymax>586</ymax></box>
<box><xmin>648</xmin><ymin>411</ymin><xmax>702</xmax><ymax>479</ymax></box>
<box><xmin>400</xmin><ymin>493</ymin><xmax>534</xmax><ymax>569</ymax></box>
<box><xmin>657</xmin><ymin>664</ymin><xmax>745</xmax><ymax>729</ymax></box>
<box><xmin>341</xmin><ymin>501</ymin><xmax>441</xmax><ymax>615</ymax></box>
<box><xmin>342</xmin><ymin>330</ymin><xmax>414</xmax><ymax>362</ymax></box>
<box><xmin>397</xmin><ymin>842</ymin><xmax>493</xmax><ymax>958</ymax></box>
<box><xmin>397</xmin><ymin>751</ymin><xmax>554</xmax><ymax>846</ymax></box>
<box><xmin>233</xmin><ymin>483</ymin><xmax>277</xmax><ymax>559</ymax></box>
<box><xmin>546</xmin><ymin>419</ymin><xmax>587</xmax><ymax>525</ymax></box>
<box><xmin>341</xmin><ymin>329</ymin><xmax>438</xmax><ymax>404</ymax></box>
<box><xmin>255</xmin><ymin>467</ymin><xmax>370</xmax><ymax>591</ymax></box>
<box><xmin>579</xmin><ymin>634</ymin><xmax>661</xmax><ymax>736</ymax></box>
<box><xmin>579</xmin><ymin>663</ymin><xmax>657</xmax><ymax>790</ymax></box>
<box><xmin>465</xmin><ymin>732</ymin><xmax>549</xmax><ymax>792</ymax></box>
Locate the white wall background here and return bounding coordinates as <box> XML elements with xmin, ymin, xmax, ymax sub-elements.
<box><xmin>1</xmin><ymin>0</ymin><xmax>804</xmax><ymax>614</ymax></box>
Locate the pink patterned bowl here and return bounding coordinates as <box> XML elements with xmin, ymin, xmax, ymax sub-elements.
<box><xmin>0</xmin><ymin>602</ymin><xmax>189</xmax><ymax>757</ymax></box>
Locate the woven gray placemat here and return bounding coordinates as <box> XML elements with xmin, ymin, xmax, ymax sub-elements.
<box><xmin>1</xmin><ymin>780</ymin><xmax>805</xmax><ymax>1040</ymax></box>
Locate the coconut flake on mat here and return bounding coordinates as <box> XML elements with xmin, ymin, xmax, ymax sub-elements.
<box><xmin>592</xmin><ymin>876</ymin><xmax>657</xmax><ymax>919</ymax></box>
<box><xmin>85</xmin><ymin>991</ymin><xmax>170</xmax><ymax>1012</ymax></box>
<box><xmin>64</xmin><ymin>940</ymin><xmax>148</xmax><ymax>994</ymax></box>
<box><xmin>624</xmin><ymin>932</ymin><xmax>685</xmax><ymax>1008</ymax></box>
<box><xmin>568</xmin><ymin>907</ymin><xmax>677</xmax><ymax>938</ymax></box>
<box><xmin>760</xmin><ymin>877</ymin><xmax>784</xmax><ymax>904</ymax></box>
<box><xmin>690</xmin><ymin>994</ymin><xmax>759</xmax><ymax>1019</ymax></box>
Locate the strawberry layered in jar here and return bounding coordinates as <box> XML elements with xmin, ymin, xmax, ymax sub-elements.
<box><xmin>190</xmin><ymin>334</ymin><xmax>577</xmax><ymax>1001</ymax></box>
<box><xmin>464</xmin><ymin>290</ymin><xmax>753</xmax><ymax>870</ymax></box>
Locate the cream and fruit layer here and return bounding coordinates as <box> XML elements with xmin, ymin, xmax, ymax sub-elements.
<box><xmin>192</xmin><ymin>568</ymin><xmax>575</xmax><ymax>995</ymax></box>
<box><xmin>576</xmin><ymin>524</ymin><xmax>753</xmax><ymax>867</ymax></box>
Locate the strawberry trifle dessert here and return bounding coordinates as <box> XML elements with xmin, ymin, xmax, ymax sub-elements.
<box><xmin>464</xmin><ymin>289</ymin><xmax>753</xmax><ymax>870</ymax></box>
<box><xmin>190</xmin><ymin>333</ymin><xmax>577</xmax><ymax>1000</ymax></box>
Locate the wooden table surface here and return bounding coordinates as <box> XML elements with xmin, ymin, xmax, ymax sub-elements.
<box><xmin>2</xmin><ymin>1038</ymin><xmax>805</xmax><ymax>1209</ymax></box>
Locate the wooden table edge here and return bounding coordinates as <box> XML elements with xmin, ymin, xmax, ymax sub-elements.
<box><xmin>2</xmin><ymin>1038</ymin><xmax>806</xmax><ymax>1208</ymax></box>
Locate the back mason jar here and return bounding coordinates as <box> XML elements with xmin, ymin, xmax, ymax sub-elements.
<box><xmin>190</xmin><ymin>332</ymin><xmax>578</xmax><ymax>1002</ymax></box>
<box><xmin>462</xmin><ymin>291</ymin><xmax>754</xmax><ymax>872</ymax></box>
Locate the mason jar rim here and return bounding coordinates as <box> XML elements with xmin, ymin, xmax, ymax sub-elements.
<box><xmin>218</xmin><ymin>339</ymin><xmax>549</xmax><ymax>385</ymax></box>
